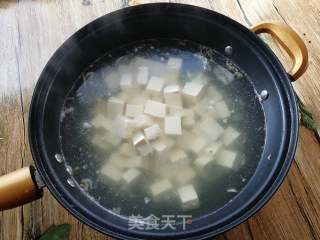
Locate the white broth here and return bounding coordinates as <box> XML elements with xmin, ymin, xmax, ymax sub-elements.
<box><xmin>59</xmin><ymin>40</ymin><xmax>265</xmax><ymax>220</ymax></box>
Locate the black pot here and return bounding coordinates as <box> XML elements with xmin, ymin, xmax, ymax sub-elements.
<box><xmin>0</xmin><ymin>3</ymin><xmax>308</xmax><ymax>239</ymax></box>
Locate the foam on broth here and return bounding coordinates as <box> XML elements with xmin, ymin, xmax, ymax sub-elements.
<box><xmin>59</xmin><ymin>39</ymin><xmax>265</xmax><ymax>221</ymax></box>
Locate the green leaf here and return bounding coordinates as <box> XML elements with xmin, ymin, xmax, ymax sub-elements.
<box><xmin>39</xmin><ymin>224</ymin><xmax>71</xmax><ymax>240</ymax></box>
<box><xmin>298</xmin><ymin>99</ymin><xmax>318</xmax><ymax>132</ymax></box>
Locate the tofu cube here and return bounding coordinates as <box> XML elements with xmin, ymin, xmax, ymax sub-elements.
<box><xmin>122</xmin><ymin>168</ymin><xmax>141</xmax><ymax>184</ymax></box>
<box><xmin>182</xmin><ymin>81</ymin><xmax>206</xmax><ymax>105</ymax></box>
<box><xmin>164</xmin><ymin>85</ymin><xmax>182</xmax><ymax>107</ymax></box>
<box><xmin>144</xmin><ymin>100</ymin><xmax>166</xmax><ymax>118</ymax></box>
<box><xmin>206</xmin><ymin>85</ymin><xmax>223</xmax><ymax>102</ymax></box>
<box><xmin>189</xmin><ymin>136</ymin><xmax>207</xmax><ymax>155</ymax></box>
<box><xmin>205</xmin><ymin>142</ymin><xmax>223</xmax><ymax>157</ymax></box>
<box><xmin>91</xmin><ymin>134</ymin><xmax>112</xmax><ymax>151</ymax></box>
<box><xmin>168</xmin><ymin>105</ymin><xmax>184</xmax><ymax>117</ymax></box>
<box><xmin>213</xmin><ymin>65</ymin><xmax>234</xmax><ymax>85</ymax></box>
<box><xmin>156</xmin><ymin>163</ymin><xmax>178</xmax><ymax>180</ymax></box>
<box><xmin>174</xmin><ymin>165</ymin><xmax>196</xmax><ymax>185</ymax></box>
<box><xmin>216</xmin><ymin>149</ymin><xmax>238</xmax><ymax>169</ymax></box>
<box><xmin>132</xmin><ymin>114</ymin><xmax>154</xmax><ymax>129</ymax></box>
<box><xmin>110</xmin><ymin>154</ymin><xmax>143</xmax><ymax>169</ymax></box>
<box><xmin>222</xmin><ymin>127</ymin><xmax>240</xmax><ymax>146</ymax></box>
<box><xmin>152</xmin><ymin>137</ymin><xmax>174</xmax><ymax>154</ymax></box>
<box><xmin>144</xmin><ymin>124</ymin><xmax>162</xmax><ymax>141</ymax></box>
<box><xmin>150</xmin><ymin>179</ymin><xmax>173</xmax><ymax>200</ymax></box>
<box><xmin>90</xmin><ymin>114</ymin><xmax>113</xmax><ymax>132</ymax></box>
<box><xmin>104</xmin><ymin>129</ymin><xmax>122</xmax><ymax>146</ymax></box>
<box><xmin>164</xmin><ymin>116</ymin><xmax>182</xmax><ymax>135</ymax></box>
<box><xmin>200</xmin><ymin>118</ymin><xmax>224</xmax><ymax>141</ymax></box>
<box><xmin>118</xmin><ymin>143</ymin><xmax>136</xmax><ymax>157</ymax></box>
<box><xmin>130</xmin><ymin>95</ymin><xmax>148</xmax><ymax>105</ymax></box>
<box><xmin>182</xmin><ymin>109</ymin><xmax>195</xmax><ymax>128</ymax></box>
<box><xmin>177</xmin><ymin>130</ymin><xmax>195</xmax><ymax>149</ymax></box>
<box><xmin>194</xmin><ymin>154</ymin><xmax>214</xmax><ymax>170</ymax></box>
<box><xmin>170</xmin><ymin>149</ymin><xmax>188</xmax><ymax>164</ymax></box>
<box><xmin>215</xmin><ymin>101</ymin><xmax>231</xmax><ymax>119</ymax></box>
<box><xmin>168</xmin><ymin>57</ymin><xmax>183</xmax><ymax>70</ymax></box>
<box><xmin>178</xmin><ymin>185</ymin><xmax>200</xmax><ymax>210</ymax></box>
<box><xmin>146</xmin><ymin>76</ymin><xmax>165</xmax><ymax>96</ymax></box>
<box><xmin>132</xmin><ymin>131</ymin><xmax>153</xmax><ymax>156</ymax></box>
<box><xmin>106</xmin><ymin>97</ymin><xmax>125</xmax><ymax>117</ymax></box>
<box><xmin>120</xmin><ymin>73</ymin><xmax>133</xmax><ymax>90</ymax></box>
<box><xmin>125</xmin><ymin>104</ymin><xmax>144</xmax><ymax>118</ymax></box>
<box><xmin>101</xmin><ymin>163</ymin><xmax>122</xmax><ymax>183</ymax></box>
<box><xmin>136</xmin><ymin>66</ymin><xmax>149</xmax><ymax>86</ymax></box>
<box><xmin>113</xmin><ymin>116</ymin><xmax>134</xmax><ymax>139</ymax></box>
<box><xmin>150</xmin><ymin>94</ymin><xmax>164</xmax><ymax>103</ymax></box>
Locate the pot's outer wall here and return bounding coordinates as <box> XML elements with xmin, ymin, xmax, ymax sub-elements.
<box><xmin>28</xmin><ymin>3</ymin><xmax>298</xmax><ymax>240</ymax></box>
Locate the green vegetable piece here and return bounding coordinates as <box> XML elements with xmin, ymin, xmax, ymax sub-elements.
<box><xmin>39</xmin><ymin>224</ymin><xmax>71</xmax><ymax>240</ymax></box>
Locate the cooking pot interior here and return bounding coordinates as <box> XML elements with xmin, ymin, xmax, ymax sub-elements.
<box><xmin>29</xmin><ymin>3</ymin><xmax>298</xmax><ymax>239</ymax></box>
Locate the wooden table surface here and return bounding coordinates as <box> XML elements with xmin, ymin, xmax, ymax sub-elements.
<box><xmin>0</xmin><ymin>0</ymin><xmax>320</xmax><ymax>239</ymax></box>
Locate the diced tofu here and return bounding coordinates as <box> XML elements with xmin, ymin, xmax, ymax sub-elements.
<box><xmin>205</xmin><ymin>142</ymin><xmax>223</xmax><ymax>157</ymax></box>
<box><xmin>216</xmin><ymin>149</ymin><xmax>238</xmax><ymax>169</ymax></box>
<box><xmin>170</xmin><ymin>149</ymin><xmax>188</xmax><ymax>164</ymax></box>
<box><xmin>113</xmin><ymin>116</ymin><xmax>134</xmax><ymax>139</ymax></box>
<box><xmin>164</xmin><ymin>85</ymin><xmax>182</xmax><ymax>107</ymax></box>
<box><xmin>164</xmin><ymin>116</ymin><xmax>182</xmax><ymax>135</ymax></box>
<box><xmin>177</xmin><ymin>185</ymin><xmax>200</xmax><ymax>211</ymax></box>
<box><xmin>92</xmin><ymin>99</ymin><xmax>108</xmax><ymax>116</ymax></box>
<box><xmin>150</xmin><ymin>179</ymin><xmax>173</xmax><ymax>200</ymax></box>
<box><xmin>144</xmin><ymin>100</ymin><xmax>166</xmax><ymax>118</ymax></box>
<box><xmin>104</xmin><ymin>130</ymin><xmax>122</xmax><ymax>146</ymax></box>
<box><xmin>132</xmin><ymin>131</ymin><xmax>153</xmax><ymax>156</ymax></box>
<box><xmin>118</xmin><ymin>143</ymin><xmax>136</xmax><ymax>157</ymax></box>
<box><xmin>125</xmin><ymin>104</ymin><xmax>144</xmax><ymax>118</ymax></box>
<box><xmin>122</xmin><ymin>168</ymin><xmax>141</xmax><ymax>184</ymax></box>
<box><xmin>199</xmin><ymin>118</ymin><xmax>224</xmax><ymax>141</ymax></box>
<box><xmin>206</xmin><ymin>85</ymin><xmax>223</xmax><ymax>102</ymax></box>
<box><xmin>156</xmin><ymin>163</ymin><xmax>178</xmax><ymax>180</ymax></box>
<box><xmin>103</xmin><ymin>71</ymin><xmax>120</xmax><ymax>93</ymax></box>
<box><xmin>136</xmin><ymin>66</ymin><xmax>149</xmax><ymax>86</ymax></box>
<box><xmin>192</xmin><ymin>75</ymin><xmax>209</xmax><ymax>86</ymax></box>
<box><xmin>110</xmin><ymin>154</ymin><xmax>143</xmax><ymax>169</ymax></box>
<box><xmin>90</xmin><ymin>114</ymin><xmax>113</xmax><ymax>132</ymax></box>
<box><xmin>132</xmin><ymin>114</ymin><xmax>154</xmax><ymax>129</ymax></box>
<box><xmin>168</xmin><ymin>57</ymin><xmax>183</xmax><ymax>70</ymax></box>
<box><xmin>174</xmin><ymin>165</ymin><xmax>196</xmax><ymax>185</ymax></box>
<box><xmin>101</xmin><ymin>163</ymin><xmax>122</xmax><ymax>183</ymax></box>
<box><xmin>213</xmin><ymin>65</ymin><xmax>234</xmax><ymax>85</ymax></box>
<box><xmin>182</xmin><ymin>109</ymin><xmax>195</xmax><ymax>128</ymax></box>
<box><xmin>168</xmin><ymin>105</ymin><xmax>184</xmax><ymax>117</ymax></box>
<box><xmin>150</xmin><ymin>94</ymin><xmax>164</xmax><ymax>103</ymax></box>
<box><xmin>152</xmin><ymin>137</ymin><xmax>175</xmax><ymax>154</ymax></box>
<box><xmin>182</xmin><ymin>81</ymin><xmax>206</xmax><ymax>106</ymax></box>
<box><xmin>177</xmin><ymin>130</ymin><xmax>195</xmax><ymax>149</ymax></box>
<box><xmin>91</xmin><ymin>134</ymin><xmax>112</xmax><ymax>151</ymax></box>
<box><xmin>146</xmin><ymin>76</ymin><xmax>165</xmax><ymax>95</ymax></box>
<box><xmin>130</xmin><ymin>94</ymin><xmax>148</xmax><ymax>105</ymax></box>
<box><xmin>144</xmin><ymin>124</ymin><xmax>162</xmax><ymax>141</ymax></box>
<box><xmin>215</xmin><ymin>101</ymin><xmax>231</xmax><ymax>119</ymax></box>
<box><xmin>120</xmin><ymin>73</ymin><xmax>133</xmax><ymax>90</ymax></box>
<box><xmin>194</xmin><ymin>154</ymin><xmax>214</xmax><ymax>170</ymax></box>
<box><xmin>133</xmin><ymin>57</ymin><xmax>168</xmax><ymax>78</ymax></box>
<box><xmin>106</xmin><ymin>97</ymin><xmax>125</xmax><ymax>117</ymax></box>
<box><xmin>189</xmin><ymin>136</ymin><xmax>207</xmax><ymax>155</ymax></box>
<box><xmin>222</xmin><ymin>127</ymin><xmax>240</xmax><ymax>146</ymax></box>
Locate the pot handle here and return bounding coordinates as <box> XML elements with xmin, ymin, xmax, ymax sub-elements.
<box><xmin>251</xmin><ymin>22</ymin><xmax>308</xmax><ymax>81</ymax></box>
<box><xmin>0</xmin><ymin>166</ymin><xmax>43</xmax><ymax>210</ymax></box>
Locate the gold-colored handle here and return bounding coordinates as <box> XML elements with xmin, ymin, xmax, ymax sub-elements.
<box><xmin>251</xmin><ymin>22</ymin><xmax>308</xmax><ymax>81</ymax></box>
<box><xmin>0</xmin><ymin>166</ymin><xmax>43</xmax><ymax>210</ymax></box>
